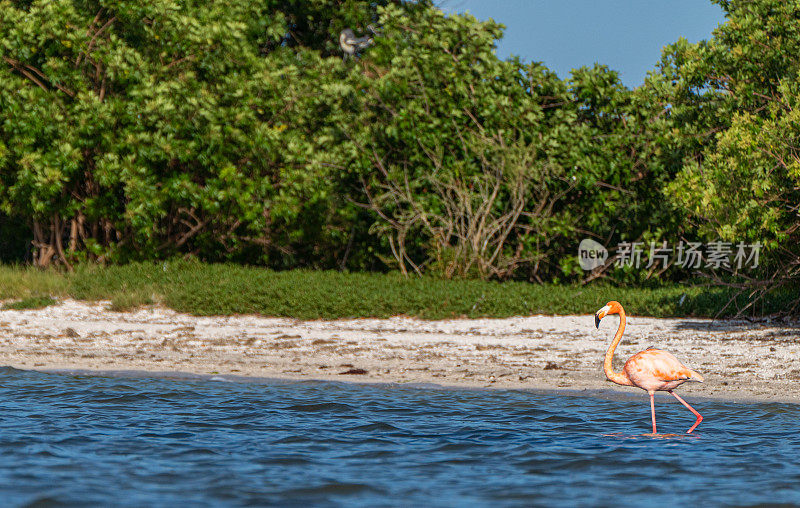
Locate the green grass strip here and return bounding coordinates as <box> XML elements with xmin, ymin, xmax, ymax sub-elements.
<box><xmin>0</xmin><ymin>261</ymin><xmax>793</xmax><ymax>319</ymax></box>
<box><xmin>1</xmin><ymin>296</ymin><xmax>59</xmax><ymax>310</ymax></box>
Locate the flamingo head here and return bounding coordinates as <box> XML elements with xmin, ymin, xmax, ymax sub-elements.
<box><xmin>594</xmin><ymin>301</ymin><xmax>623</xmax><ymax>328</ymax></box>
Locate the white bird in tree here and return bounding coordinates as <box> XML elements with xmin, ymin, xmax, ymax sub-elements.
<box><xmin>339</xmin><ymin>26</ymin><xmax>377</xmax><ymax>60</ymax></box>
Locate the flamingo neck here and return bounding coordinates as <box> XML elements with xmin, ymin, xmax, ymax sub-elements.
<box><xmin>604</xmin><ymin>310</ymin><xmax>633</xmax><ymax>386</ymax></box>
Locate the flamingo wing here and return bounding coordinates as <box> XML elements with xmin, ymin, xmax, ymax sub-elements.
<box><xmin>625</xmin><ymin>349</ymin><xmax>695</xmax><ymax>382</ymax></box>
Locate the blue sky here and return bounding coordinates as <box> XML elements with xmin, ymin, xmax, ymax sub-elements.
<box><xmin>439</xmin><ymin>0</ymin><xmax>726</xmax><ymax>88</ymax></box>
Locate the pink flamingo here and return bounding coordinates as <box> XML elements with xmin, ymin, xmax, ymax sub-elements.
<box><xmin>595</xmin><ymin>301</ymin><xmax>704</xmax><ymax>434</ymax></box>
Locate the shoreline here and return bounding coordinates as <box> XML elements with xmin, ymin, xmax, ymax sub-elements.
<box><xmin>30</xmin><ymin>366</ymin><xmax>799</xmax><ymax>406</ymax></box>
<box><xmin>1</xmin><ymin>300</ymin><xmax>800</xmax><ymax>403</ymax></box>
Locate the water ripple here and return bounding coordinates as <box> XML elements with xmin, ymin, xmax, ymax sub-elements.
<box><xmin>0</xmin><ymin>367</ymin><xmax>797</xmax><ymax>506</ymax></box>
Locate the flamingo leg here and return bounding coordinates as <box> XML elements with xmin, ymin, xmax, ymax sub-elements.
<box><xmin>668</xmin><ymin>390</ymin><xmax>703</xmax><ymax>434</ymax></box>
<box><xmin>649</xmin><ymin>391</ymin><xmax>657</xmax><ymax>434</ymax></box>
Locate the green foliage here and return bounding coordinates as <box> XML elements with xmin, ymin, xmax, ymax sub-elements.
<box><xmin>332</xmin><ymin>6</ymin><xmax>689</xmax><ymax>281</ymax></box>
<box><xmin>351</xmin><ymin>8</ymin><xmax>571</xmax><ymax>279</ymax></box>
<box><xmin>0</xmin><ymin>264</ymin><xmax>68</xmax><ymax>299</ymax></box>
<box><xmin>1</xmin><ymin>295</ymin><xmax>58</xmax><ymax>310</ymax></box>
<box><xmin>0</xmin><ymin>0</ymin><xmax>403</xmax><ymax>269</ymax></box>
<box><xmin>0</xmin><ymin>0</ymin><xmax>695</xmax><ymax>283</ymax></box>
<box><xmin>2</xmin><ymin>0</ymin><xmax>796</xmax><ymax>303</ymax></box>
<box><xmin>661</xmin><ymin>0</ymin><xmax>800</xmax><ymax>292</ymax></box>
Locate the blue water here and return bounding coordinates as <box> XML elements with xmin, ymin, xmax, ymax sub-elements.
<box><xmin>0</xmin><ymin>367</ymin><xmax>799</xmax><ymax>507</ymax></box>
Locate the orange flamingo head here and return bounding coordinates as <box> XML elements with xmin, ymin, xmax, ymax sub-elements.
<box><xmin>594</xmin><ymin>300</ymin><xmax>623</xmax><ymax>328</ymax></box>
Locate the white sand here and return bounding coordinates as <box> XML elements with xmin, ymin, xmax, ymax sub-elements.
<box><xmin>1</xmin><ymin>299</ymin><xmax>799</xmax><ymax>402</ymax></box>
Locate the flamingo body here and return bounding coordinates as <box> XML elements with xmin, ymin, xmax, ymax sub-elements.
<box><xmin>595</xmin><ymin>301</ymin><xmax>704</xmax><ymax>434</ymax></box>
<box><xmin>623</xmin><ymin>348</ymin><xmax>702</xmax><ymax>393</ymax></box>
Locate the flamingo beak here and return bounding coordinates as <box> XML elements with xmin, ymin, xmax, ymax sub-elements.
<box><xmin>594</xmin><ymin>305</ymin><xmax>610</xmax><ymax>328</ymax></box>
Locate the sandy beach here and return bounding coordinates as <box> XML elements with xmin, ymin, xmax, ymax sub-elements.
<box><xmin>1</xmin><ymin>299</ymin><xmax>799</xmax><ymax>403</ymax></box>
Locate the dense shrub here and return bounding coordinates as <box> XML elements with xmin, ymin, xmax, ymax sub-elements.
<box><xmin>0</xmin><ymin>0</ymin><xmax>402</xmax><ymax>268</ymax></box>
<box><xmin>659</xmin><ymin>0</ymin><xmax>800</xmax><ymax>306</ymax></box>
<box><xmin>3</xmin><ymin>0</ymin><xmax>796</xmax><ymax>304</ymax></box>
